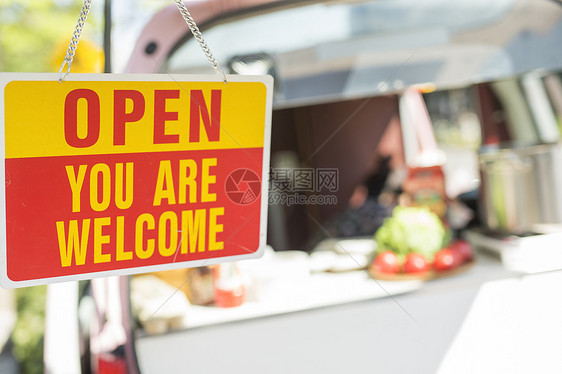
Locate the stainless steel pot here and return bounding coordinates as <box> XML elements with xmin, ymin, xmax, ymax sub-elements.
<box><xmin>479</xmin><ymin>143</ymin><xmax>562</xmax><ymax>234</ymax></box>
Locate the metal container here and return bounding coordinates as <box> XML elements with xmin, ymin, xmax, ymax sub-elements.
<box><xmin>479</xmin><ymin>143</ymin><xmax>562</xmax><ymax>234</ymax></box>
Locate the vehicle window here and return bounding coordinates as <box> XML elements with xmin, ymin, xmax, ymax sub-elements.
<box><xmin>166</xmin><ymin>0</ymin><xmax>515</xmax><ymax>76</ymax></box>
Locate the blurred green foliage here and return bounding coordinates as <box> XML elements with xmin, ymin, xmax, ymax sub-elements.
<box><xmin>12</xmin><ymin>286</ymin><xmax>46</xmax><ymax>374</ymax></box>
<box><xmin>0</xmin><ymin>0</ymin><xmax>101</xmax><ymax>72</ymax></box>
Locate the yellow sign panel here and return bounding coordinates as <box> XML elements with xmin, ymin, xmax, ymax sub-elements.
<box><xmin>5</xmin><ymin>78</ymin><xmax>267</xmax><ymax>158</ymax></box>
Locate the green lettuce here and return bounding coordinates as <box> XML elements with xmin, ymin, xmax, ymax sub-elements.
<box><xmin>374</xmin><ymin>206</ymin><xmax>447</xmax><ymax>261</ymax></box>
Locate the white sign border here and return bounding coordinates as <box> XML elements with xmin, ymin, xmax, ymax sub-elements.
<box><xmin>0</xmin><ymin>73</ymin><xmax>273</xmax><ymax>288</ymax></box>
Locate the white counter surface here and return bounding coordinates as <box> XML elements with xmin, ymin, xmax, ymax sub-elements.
<box><xmin>134</xmin><ymin>253</ymin><xmax>553</xmax><ymax>373</ymax></box>
<box><xmin>180</xmin><ymin>271</ymin><xmax>423</xmax><ymax>330</ymax></box>
<box><xmin>438</xmin><ymin>270</ymin><xmax>562</xmax><ymax>374</ymax></box>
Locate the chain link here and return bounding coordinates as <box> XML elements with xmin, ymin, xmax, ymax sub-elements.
<box><xmin>58</xmin><ymin>0</ymin><xmax>92</xmax><ymax>82</ymax></box>
<box><xmin>174</xmin><ymin>0</ymin><xmax>227</xmax><ymax>83</ymax></box>
<box><xmin>58</xmin><ymin>1</ymin><xmax>225</xmax><ymax>82</ymax></box>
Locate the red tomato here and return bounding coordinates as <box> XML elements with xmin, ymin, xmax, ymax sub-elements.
<box><xmin>373</xmin><ymin>250</ymin><xmax>401</xmax><ymax>273</ymax></box>
<box><xmin>433</xmin><ymin>248</ymin><xmax>457</xmax><ymax>271</ymax></box>
<box><xmin>450</xmin><ymin>240</ymin><xmax>473</xmax><ymax>263</ymax></box>
<box><xmin>403</xmin><ymin>253</ymin><xmax>430</xmax><ymax>273</ymax></box>
<box><xmin>450</xmin><ymin>247</ymin><xmax>463</xmax><ymax>266</ymax></box>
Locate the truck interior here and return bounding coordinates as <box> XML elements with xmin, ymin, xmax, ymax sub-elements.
<box><xmin>43</xmin><ymin>1</ymin><xmax>562</xmax><ymax>373</ymax></box>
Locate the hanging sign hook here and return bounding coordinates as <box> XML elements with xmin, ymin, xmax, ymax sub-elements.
<box><xmin>58</xmin><ymin>0</ymin><xmax>93</xmax><ymax>83</ymax></box>
<box><xmin>59</xmin><ymin>1</ymin><xmax>226</xmax><ymax>83</ymax></box>
<box><xmin>174</xmin><ymin>0</ymin><xmax>228</xmax><ymax>83</ymax></box>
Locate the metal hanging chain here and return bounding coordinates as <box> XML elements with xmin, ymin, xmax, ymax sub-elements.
<box><xmin>58</xmin><ymin>0</ymin><xmax>93</xmax><ymax>82</ymax></box>
<box><xmin>174</xmin><ymin>0</ymin><xmax>227</xmax><ymax>83</ymax></box>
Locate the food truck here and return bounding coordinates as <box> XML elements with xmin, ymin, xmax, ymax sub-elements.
<box><xmin>33</xmin><ymin>0</ymin><xmax>562</xmax><ymax>373</ymax></box>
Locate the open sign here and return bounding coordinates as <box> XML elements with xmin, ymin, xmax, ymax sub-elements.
<box><xmin>0</xmin><ymin>73</ymin><xmax>273</xmax><ymax>288</ymax></box>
